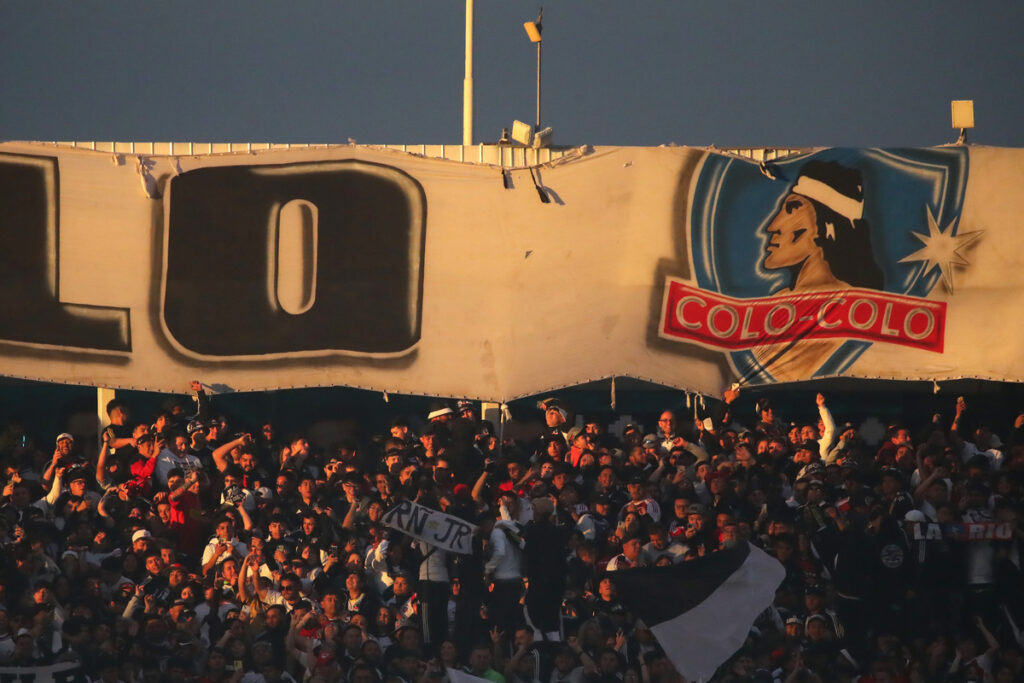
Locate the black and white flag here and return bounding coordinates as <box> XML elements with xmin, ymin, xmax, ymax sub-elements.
<box><xmin>610</xmin><ymin>542</ymin><xmax>784</xmax><ymax>682</ymax></box>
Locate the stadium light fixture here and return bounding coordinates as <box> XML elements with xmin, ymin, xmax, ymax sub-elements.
<box><xmin>951</xmin><ymin>100</ymin><xmax>974</xmax><ymax>145</ymax></box>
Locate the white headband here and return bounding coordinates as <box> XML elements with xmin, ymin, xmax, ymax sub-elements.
<box><xmin>791</xmin><ymin>176</ymin><xmax>863</xmax><ymax>221</ymax></box>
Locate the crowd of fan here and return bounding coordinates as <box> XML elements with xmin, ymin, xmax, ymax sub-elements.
<box><xmin>1</xmin><ymin>382</ymin><xmax>1023</xmax><ymax>683</ymax></box>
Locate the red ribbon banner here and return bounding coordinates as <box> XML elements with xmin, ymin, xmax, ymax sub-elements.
<box><xmin>660</xmin><ymin>279</ymin><xmax>946</xmax><ymax>353</ymax></box>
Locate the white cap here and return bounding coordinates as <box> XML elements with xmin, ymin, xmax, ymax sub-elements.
<box><xmin>56</xmin><ymin>432</ymin><xmax>74</xmax><ymax>444</ymax></box>
<box><xmin>903</xmin><ymin>509</ymin><xmax>927</xmax><ymax>523</ymax></box>
<box><xmin>132</xmin><ymin>529</ymin><xmax>153</xmax><ymax>543</ymax></box>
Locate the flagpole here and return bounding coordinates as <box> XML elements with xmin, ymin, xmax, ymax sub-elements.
<box><xmin>463</xmin><ymin>0</ymin><xmax>474</xmax><ymax>146</ymax></box>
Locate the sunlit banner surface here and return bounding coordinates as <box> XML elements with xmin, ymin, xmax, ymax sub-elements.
<box><xmin>0</xmin><ymin>141</ymin><xmax>1016</xmax><ymax>399</ymax></box>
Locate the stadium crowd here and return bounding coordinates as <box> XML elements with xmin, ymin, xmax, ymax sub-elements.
<box><xmin>1</xmin><ymin>382</ymin><xmax>1023</xmax><ymax>683</ymax></box>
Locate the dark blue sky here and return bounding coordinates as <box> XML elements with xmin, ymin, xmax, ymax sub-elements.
<box><xmin>2</xmin><ymin>2</ymin><xmax>1022</xmax><ymax>148</ymax></box>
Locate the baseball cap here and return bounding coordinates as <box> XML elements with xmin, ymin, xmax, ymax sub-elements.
<box><xmin>132</xmin><ymin>529</ymin><xmax>153</xmax><ymax>543</ymax></box>
<box><xmin>904</xmin><ymin>509</ymin><xmax>927</xmax><ymax>523</ymax></box>
<box><xmin>55</xmin><ymin>433</ymin><xmax>74</xmax><ymax>444</ymax></box>
<box><xmin>797</xmin><ymin>463</ymin><xmax>825</xmax><ymax>481</ymax></box>
<box><xmin>427</xmin><ymin>406</ymin><xmax>454</xmax><ymax>421</ymax></box>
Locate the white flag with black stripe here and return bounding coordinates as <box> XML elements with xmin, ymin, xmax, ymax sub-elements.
<box><xmin>610</xmin><ymin>542</ymin><xmax>784</xmax><ymax>682</ymax></box>
<box><xmin>448</xmin><ymin>668</ymin><xmax>496</xmax><ymax>683</ymax></box>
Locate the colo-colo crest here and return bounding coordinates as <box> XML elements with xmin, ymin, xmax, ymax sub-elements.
<box><xmin>660</xmin><ymin>148</ymin><xmax>972</xmax><ymax>384</ymax></box>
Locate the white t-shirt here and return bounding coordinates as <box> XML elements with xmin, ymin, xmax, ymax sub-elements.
<box><xmin>153</xmin><ymin>449</ymin><xmax>203</xmax><ymax>486</ymax></box>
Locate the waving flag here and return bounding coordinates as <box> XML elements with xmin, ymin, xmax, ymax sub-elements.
<box><xmin>610</xmin><ymin>542</ymin><xmax>784</xmax><ymax>682</ymax></box>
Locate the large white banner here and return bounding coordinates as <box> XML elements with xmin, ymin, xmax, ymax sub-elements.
<box><xmin>0</xmin><ymin>142</ymin><xmax>1017</xmax><ymax>398</ymax></box>
<box><xmin>0</xmin><ymin>662</ymin><xmax>85</xmax><ymax>682</ymax></box>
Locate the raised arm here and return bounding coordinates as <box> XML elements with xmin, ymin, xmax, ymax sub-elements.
<box><xmin>43</xmin><ymin>468</ymin><xmax>65</xmax><ymax>506</ymax></box>
<box><xmin>190</xmin><ymin>380</ymin><xmax>211</xmax><ymax>422</ymax></box>
<box><xmin>286</xmin><ymin>611</ymin><xmax>317</xmax><ymax>668</ymax></box>
<box><xmin>237</xmin><ymin>555</ymin><xmax>254</xmax><ymax>603</ymax></box>
<box><xmin>709</xmin><ymin>387</ymin><xmax>740</xmax><ymax>431</ymax></box>
<box><xmin>342</xmin><ymin>500</ymin><xmax>360</xmax><ymax>529</ymax></box>
<box><xmin>41</xmin><ymin>449</ymin><xmax>62</xmax><ymax>489</ymax></box>
<box><xmin>96</xmin><ymin>435</ymin><xmax>112</xmax><ymax>489</ymax></box>
<box><xmin>235</xmin><ymin>501</ymin><xmax>253</xmax><ymax>531</ymax></box>
<box><xmin>950</xmin><ymin>397</ymin><xmax>967</xmax><ymax>441</ymax></box>
<box><xmin>169</xmin><ymin>471</ymin><xmax>200</xmax><ymax>501</ymax></box>
<box><xmin>471</xmin><ymin>469</ymin><xmax>490</xmax><ymax>504</ymax></box>
<box><xmin>212</xmin><ymin>435</ymin><xmax>250</xmax><ymax>473</ymax></box>
<box><xmin>816</xmin><ymin>393</ymin><xmax>836</xmax><ymax>458</ymax></box>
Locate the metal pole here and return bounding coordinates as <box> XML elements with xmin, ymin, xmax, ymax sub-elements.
<box><xmin>535</xmin><ymin>41</ymin><xmax>542</xmax><ymax>130</ymax></box>
<box><xmin>463</xmin><ymin>0</ymin><xmax>474</xmax><ymax>146</ymax></box>
<box><xmin>96</xmin><ymin>387</ymin><xmax>116</xmax><ymax>455</ymax></box>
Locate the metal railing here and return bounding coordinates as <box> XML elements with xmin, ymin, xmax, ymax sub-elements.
<box><xmin>33</xmin><ymin>140</ymin><xmax>807</xmax><ymax>167</ymax></box>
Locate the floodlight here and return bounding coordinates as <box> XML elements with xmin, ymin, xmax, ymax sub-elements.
<box><xmin>952</xmin><ymin>100</ymin><xmax>974</xmax><ymax>144</ymax></box>
<box><xmin>523</xmin><ymin>21</ymin><xmax>542</xmax><ymax>43</ymax></box>
<box><xmin>511</xmin><ymin>120</ymin><xmax>534</xmax><ymax>146</ymax></box>
<box><xmin>951</xmin><ymin>100</ymin><xmax>974</xmax><ymax>130</ymax></box>
<box><xmin>532</xmin><ymin>126</ymin><xmax>554</xmax><ymax>149</ymax></box>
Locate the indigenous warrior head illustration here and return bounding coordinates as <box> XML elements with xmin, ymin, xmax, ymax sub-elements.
<box><xmin>761</xmin><ymin>161</ymin><xmax>883</xmax><ymax>294</ymax></box>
